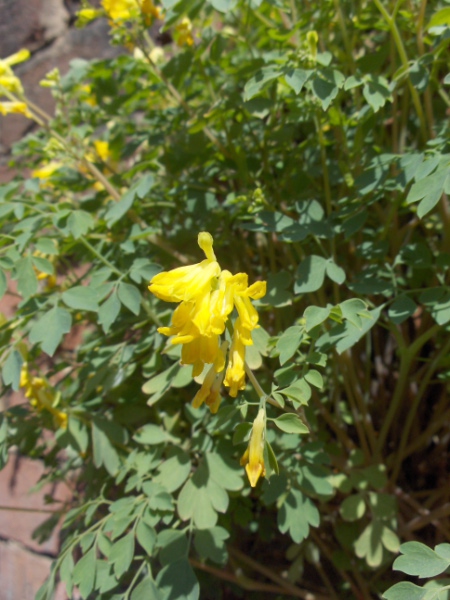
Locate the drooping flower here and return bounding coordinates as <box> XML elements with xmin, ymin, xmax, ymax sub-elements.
<box><xmin>240</xmin><ymin>407</ymin><xmax>266</xmax><ymax>487</ymax></box>
<box><xmin>0</xmin><ymin>49</ymin><xmax>30</xmax><ymax>95</ymax></box>
<box><xmin>0</xmin><ymin>101</ymin><xmax>31</xmax><ymax>117</ymax></box>
<box><xmin>148</xmin><ymin>232</ymin><xmax>266</xmax><ymax>409</ymax></box>
<box><xmin>192</xmin><ymin>361</ymin><xmax>225</xmax><ymax>414</ymax></box>
<box><xmin>20</xmin><ymin>363</ymin><xmax>67</xmax><ymax>429</ymax></box>
<box><xmin>174</xmin><ymin>17</ymin><xmax>194</xmax><ymax>47</ymax></box>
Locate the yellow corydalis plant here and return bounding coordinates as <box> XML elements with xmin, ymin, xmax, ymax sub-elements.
<box><xmin>148</xmin><ymin>232</ymin><xmax>266</xmax><ymax>412</ymax></box>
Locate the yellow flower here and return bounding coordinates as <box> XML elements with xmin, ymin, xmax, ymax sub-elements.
<box><xmin>240</xmin><ymin>407</ymin><xmax>266</xmax><ymax>487</ymax></box>
<box><xmin>31</xmin><ymin>161</ymin><xmax>62</xmax><ymax>180</ymax></box>
<box><xmin>150</xmin><ymin>232</ymin><xmax>220</xmax><ymax>303</ymax></box>
<box><xmin>0</xmin><ymin>49</ymin><xmax>30</xmax><ymax>95</ymax></box>
<box><xmin>224</xmin><ymin>318</ymin><xmax>247</xmax><ymax>397</ymax></box>
<box><xmin>174</xmin><ymin>17</ymin><xmax>194</xmax><ymax>47</ymax></box>
<box><xmin>0</xmin><ymin>101</ymin><xmax>31</xmax><ymax>118</ymax></box>
<box><xmin>77</xmin><ymin>8</ymin><xmax>102</xmax><ymax>23</ymax></box>
<box><xmin>102</xmin><ymin>0</ymin><xmax>135</xmax><ymax>20</ymax></box>
<box><xmin>192</xmin><ymin>360</ymin><xmax>226</xmax><ymax>414</ymax></box>
<box><xmin>141</xmin><ymin>0</ymin><xmax>162</xmax><ymax>20</ymax></box>
<box><xmin>20</xmin><ymin>363</ymin><xmax>67</xmax><ymax>429</ymax></box>
<box><xmin>148</xmin><ymin>232</ymin><xmax>266</xmax><ymax>404</ymax></box>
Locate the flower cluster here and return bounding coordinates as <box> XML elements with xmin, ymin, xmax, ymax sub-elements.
<box><xmin>174</xmin><ymin>17</ymin><xmax>194</xmax><ymax>47</ymax></box>
<box><xmin>0</xmin><ymin>50</ymin><xmax>32</xmax><ymax>118</ymax></box>
<box><xmin>149</xmin><ymin>232</ymin><xmax>266</xmax><ymax>412</ymax></box>
<box><xmin>101</xmin><ymin>0</ymin><xmax>161</xmax><ymax>22</ymax></box>
<box><xmin>20</xmin><ymin>364</ymin><xmax>67</xmax><ymax>429</ymax></box>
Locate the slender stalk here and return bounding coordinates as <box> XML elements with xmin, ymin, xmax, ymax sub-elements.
<box><xmin>373</xmin><ymin>0</ymin><xmax>427</xmax><ymax>143</ymax></box>
<box><xmin>78</xmin><ymin>237</ymin><xmax>123</xmax><ymax>277</ymax></box>
<box><xmin>390</xmin><ymin>336</ymin><xmax>450</xmax><ymax>485</ymax></box>
<box><xmin>375</xmin><ymin>324</ymin><xmax>440</xmax><ymax>457</ymax></box>
<box><xmin>227</xmin><ymin>546</ymin><xmax>328</xmax><ymax>600</ymax></box>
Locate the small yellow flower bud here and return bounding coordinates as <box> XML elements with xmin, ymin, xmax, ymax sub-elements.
<box><xmin>241</xmin><ymin>407</ymin><xmax>266</xmax><ymax>487</ymax></box>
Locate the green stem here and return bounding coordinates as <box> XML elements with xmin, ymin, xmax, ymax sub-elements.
<box><xmin>389</xmin><ymin>335</ymin><xmax>450</xmax><ymax>485</ymax></box>
<box><xmin>78</xmin><ymin>237</ymin><xmax>123</xmax><ymax>277</ymax></box>
<box><xmin>373</xmin><ymin>0</ymin><xmax>427</xmax><ymax>143</ymax></box>
<box><xmin>375</xmin><ymin>323</ymin><xmax>440</xmax><ymax>457</ymax></box>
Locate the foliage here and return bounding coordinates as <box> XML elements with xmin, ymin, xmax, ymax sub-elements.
<box><xmin>1</xmin><ymin>0</ymin><xmax>450</xmax><ymax>598</ymax></box>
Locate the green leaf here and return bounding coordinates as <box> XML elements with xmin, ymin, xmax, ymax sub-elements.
<box><xmin>0</xmin><ymin>269</ymin><xmax>6</xmax><ymax>301</ymax></box>
<box><xmin>304</xmin><ymin>369</ymin><xmax>323</xmax><ymax>389</ymax></box>
<box><xmin>363</xmin><ymin>75</ymin><xmax>392</xmax><ymax>112</ymax></box>
<box><xmin>117</xmin><ymin>282</ymin><xmax>141</xmax><ymax>315</ymax></box>
<box><xmin>232</xmin><ymin>422</ymin><xmax>252</xmax><ymax>445</ymax></box>
<box><xmin>208</xmin><ymin>0</ymin><xmax>237</xmax><ymax>12</ymax></box>
<box><xmin>133</xmin><ymin>423</ymin><xmax>172</xmax><ymax>445</ymax></box>
<box><xmin>98</xmin><ymin>292</ymin><xmax>121</xmax><ymax>333</ymax></box>
<box><xmin>427</xmin><ymin>7</ymin><xmax>450</xmax><ymax>29</ymax></box>
<box><xmin>2</xmin><ymin>349</ymin><xmax>23</xmax><ymax>391</ymax></box>
<box><xmin>294</xmin><ymin>256</ymin><xmax>327</xmax><ymax>293</ymax></box>
<box><xmin>91</xmin><ymin>419</ymin><xmax>121</xmax><ymax>476</ymax></box>
<box><xmin>134</xmin><ymin>173</ymin><xmax>155</xmax><ymax>198</ymax></box>
<box><xmin>383</xmin><ymin>582</ymin><xmax>428</xmax><ymax>600</ymax></box>
<box><xmin>243</xmin><ymin>67</ymin><xmax>281</xmax><ymax>101</ymax></box>
<box><xmin>406</xmin><ymin>168</ymin><xmax>448</xmax><ymax>218</ymax></box>
<box><xmin>278</xmin><ymin>489</ymin><xmax>319</xmax><ymax>543</ymax></box>
<box><xmin>340</xmin><ymin>493</ymin><xmax>366</xmax><ymax>521</ymax></box>
<box><xmin>340</xmin><ymin>298</ymin><xmax>367</xmax><ymax>328</ymax></box>
<box><xmin>354</xmin><ymin>522</ymin><xmax>384</xmax><ymax>567</ymax></box>
<box><xmin>156</xmin><ymin>559</ymin><xmax>199</xmax><ymax>600</ymax></box>
<box><xmin>152</xmin><ymin>450</ymin><xmax>191</xmax><ymax>493</ymax></box>
<box><xmin>393</xmin><ymin>541</ymin><xmax>450</xmax><ymax>578</ymax></box>
<box><xmin>62</xmin><ymin>286</ymin><xmax>99</xmax><ymax>312</ymax></box>
<box><xmin>280</xmin><ymin>379</ymin><xmax>311</xmax><ymax>406</ymax></box>
<box><xmin>109</xmin><ymin>532</ymin><xmax>134</xmax><ymax>578</ymax></box>
<box><xmin>381</xmin><ymin>526</ymin><xmax>400</xmax><ymax>553</ymax></box>
<box><xmin>388</xmin><ymin>295</ymin><xmax>417</xmax><ymax>324</ymax></box>
<box><xmin>273</xmin><ymin>413</ymin><xmax>309</xmax><ymax>434</ymax></box>
<box><xmin>73</xmin><ymin>549</ymin><xmax>96</xmax><ymax>599</ymax></box>
<box><xmin>264</xmin><ymin>440</ymin><xmax>279</xmax><ymax>479</ymax></box>
<box><xmin>284</xmin><ymin>68</ymin><xmax>312</xmax><ymax>94</ymax></box>
<box><xmin>205</xmin><ymin>452</ymin><xmax>243</xmax><ymax>491</ymax></box>
<box><xmin>105</xmin><ymin>189</ymin><xmax>136</xmax><ymax>227</ymax></box>
<box><xmin>194</xmin><ymin>527</ymin><xmax>229</xmax><ymax>564</ymax></box>
<box><xmin>326</xmin><ymin>260</ymin><xmax>346</xmax><ymax>284</ymax></box>
<box><xmin>14</xmin><ymin>256</ymin><xmax>38</xmax><ymax>299</ymax></box>
<box><xmin>311</xmin><ymin>69</ymin><xmax>345</xmax><ymax>110</ymax></box>
<box><xmin>304</xmin><ymin>306</ymin><xmax>331</xmax><ymax>331</ymax></box>
<box><xmin>29</xmin><ymin>307</ymin><xmax>72</xmax><ymax>356</ymax></box>
<box><xmin>435</xmin><ymin>544</ymin><xmax>450</xmax><ymax>562</ymax></box>
<box><xmin>131</xmin><ymin>577</ymin><xmax>160</xmax><ymax>600</ymax></box>
<box><xmin>129</xmin><ymin>259</ymin><xmax>161</xmax><ymax>284</ymax></box>
<box><xmin>67</xmin><ymin>210</ymin><xmax>94</xmax><ymax>238</ymax></box>
<box><xmin>136</xmin><ymin>520</ymin><xmax>156</xmax><ymax>556</ymax></box>
<box><xmin>158</xmin><ymin>529</ymin><xmax>189</xmax><ymax>565</ymax></box>
<box><xmin>276</xmin><ymin>325</ymin><xmax>303</xmax><ymax>365</ymax></box>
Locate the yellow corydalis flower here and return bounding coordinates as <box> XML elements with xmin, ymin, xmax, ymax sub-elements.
<box><xmin>174</xmin><ymin>17</ymin><xmax>194</xmax><ymax>47</ymax></box>
<box><xmin>0</xmin><ymin>101</ymin><xmax>31</xmax><ymax>118</ymax></box>
<box><xmin>148</xmin><ymin>232</ymin><xmax>266</xmax><ymax>410</ymax></box>
<box><xmin>0</xmin><ymin>49</ymin><xmax>30</xmax><ymax>95</ymax></box>
<box><xmin>240</xmin><ymin>407</ymin><xmax>266</xmax><ymax>487</ymax></box>
<box><xmin>102</xmin><ymin>0</ymin><xmax>161</xmax><ymax>22</ymax></box>
<box><xmin>20</xmin><ymin>363</ymin><xmax>67</xmax><ymax>429</ymax></box>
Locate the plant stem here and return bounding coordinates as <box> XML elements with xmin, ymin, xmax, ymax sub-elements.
<box><xmin>373</xmin><ymin>0</ymin><xmax>427</xmax><ymax>143</ymax></box>
<box><xmin>375</xmin><ymin>323</ymin><xmax>440</xmax><ymax>457</ymax></box>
